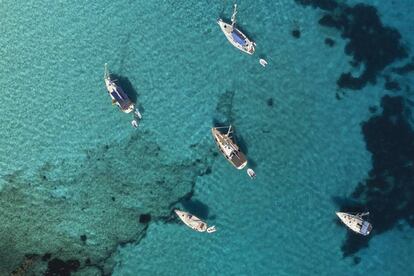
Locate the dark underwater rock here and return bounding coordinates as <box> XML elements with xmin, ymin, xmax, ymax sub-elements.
<box><xmin>392</xmin><ymin>60</ymin><xmax>414</xmax><ymax>75</ymax></box>
<box><xmin>295</xmin><ymin>0</ymin><xmax>338</xmax><ymax>11</ymax></box>
<box><xmin>42</xmin><ymin>253</ymin><xmax>52</xmax><ymax>262</ymax></box>
<box><xmin>353</xmin><ymin>256</ymin><xmax>361</xmax><ymax>265</ymax></box>
<box><xmin>384</xmin><ymin>78</ymin><xmax>401</xmax><ymax>91</ymax></box>
<box><xmin>139</xmin><ymin>214</ymin><xmax>151</xmax><ymax>224</ymax></box>
<box><xmin>324</xmin><ymin>38</ymin><xmax>335</xmax><ymax>47</ymax></box>
<box><xmin>45</xmin><ymin>258</ymin><xmax>80</xmax><ymax>276</ymax></box>
<box><xmin>291</xmin><ymin>29</ymin><xmax>301</xmax><ymax>38</ymax></box>
<box><xmin>368</xmin><ymin>106</ymin><xmax>378</xmax><ymax>113</ymax></box>
<box><xmin>1</xmin><ymin>129</ymin><xmax>215</xmax><ymax>275</ymax></box>
<box><xmin>80</xmin><ymin>235</ymin><xmax>87</xmax><ymax>242</ymax></box>
<box><xmin>296</xmin><ymin>1</ymin><xmax>408</xmax><ymax>90</ymax></box>
<box><xmin>205</xmin><ymin>167</ymin><xmax>212</xmax><ymax>175</ymax></box>
<box><xmin>267</xmin><ymin>98</ymin><xmax>274</xmax><ymax>107</ymax></box>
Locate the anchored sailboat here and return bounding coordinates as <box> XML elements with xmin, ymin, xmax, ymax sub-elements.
<box><xmin>336</xmin><ymin>212</ymin><xmax>372</xmax><ymax>236</ymax></box>
<box><xmin>217</xmin><ymin>4</ymin><xmax>256</xmax><ymax>55</ymax></box>
<box><xmin>212</xmin><ymin>125</ymin><xmax>247</xmax><ymax>170</ymax></box>
<box><xmin>104</xmin><ymin>63</ymin><xmax>135</xmax><ymax>114</ymax></box>
<box><xmin>175</xmin><ymin>209</ymin><xmax>216</xmax><ymax>233</ymax></box>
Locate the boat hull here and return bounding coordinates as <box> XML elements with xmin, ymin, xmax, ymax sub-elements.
<box><xmin>104</xmin><ymin>78</ymin><xmax>135</xmax><ymax>113</ymax></box>
<box><xmin>336</xmin><ymin>212</ymin><xmax>372</xmax><ymax>236</ymax></box>
<box><xmin>217</xmin><ymin>19</ymin><xmax>255</xmax><ymax>55</ymax></box>
<box><xmin>175</xmin><ymin>209</ymin><xmax>207</xmax><ymax>232</ymax></box>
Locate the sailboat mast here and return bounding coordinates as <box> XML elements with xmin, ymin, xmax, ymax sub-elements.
<box><xmin>104</xmin><ymin>63</ymin><xmax>109</xmax><ymax>79</ymax></box>
<box><xmin>231</xmin><ymin>4</ymin><xmax>237</xmax><ymax>26</ymax></box>
<box><xmin>226</xmin><ymin>125</ymin><xmax>232</xmax><ymax>136</ymax></box>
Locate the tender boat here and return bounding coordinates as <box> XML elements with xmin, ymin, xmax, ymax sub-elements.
<box><xmin>259</xmin><ymin>58</ymin><xmax>268</xmax><ymax>67</ymax></box>
<box><xmin>134</xmin><ymin>108</ymin><xmax>142</xmax><ymax>119</ymax></box>
<box><xmin>336</xmin><ymin>212</ymin><xmax>372</xmax><ymax>236</ymax></box>
<box><xmin>175</xmin><ymin>209</ymin><xmax>216</xmax><ymax>233</ymax></box>
<box><xmin>132</xmin><ymin>107</ymin><xmax>142</xmax><ymax>128</ymax></box>
<box><xmin>217</xmin><ymin>4</ymin><xmax>256</xmax><ymax>55</ymax></box>
<box><xmin>211</xmin><ymin>125</ymin><xmax>247</xmax><ymax>170</ymax></box>
<box><xmin>131</xmin><ymin>119</ymin><xmax>138</xmax><ymax>128</ymax></box>
<box><xmin>247</xmin><ymin>168</ymin><xmax>256</xmax><ymax>179</ymax></box>
<box><xmin>104</xmin><ymin>63</ymin><xmax>135</xmax><ymax>113</ymax></box>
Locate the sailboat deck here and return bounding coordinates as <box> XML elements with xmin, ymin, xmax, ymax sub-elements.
<box><xmin>336</xmin><ymin>212</ymin><xmax>372</xmax><ymax>236</ymax></box>
<box><xmin>212</xmin><ymin>128</ymin><xmax>247</xmax><ymax>169</ymax></box>
<box><xmin>217</xmin><ymin>19</ymin><xmax>255</xmax><ymax>55</ymax></box>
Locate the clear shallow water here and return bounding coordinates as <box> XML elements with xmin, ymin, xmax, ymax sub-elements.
<box><xmin>1</xmin><ymin>0</ymin><xmax>414</xmax><ymax>275</ymax></box>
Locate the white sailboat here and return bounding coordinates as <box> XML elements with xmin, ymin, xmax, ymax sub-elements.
<box><xmin>175</xmin><ymin>209</ymin><xmax>216</xmax><ymax>233</ymax></box>
<box><xmin>211</xmin><ymin>125</ymin><xmax>248</xmax><ymax>170</ymax></box>
<box><xmin>336</xmin><ymin>212</ymin><xmax>372</xmax><ymax>236</ymax></box>
<box><xmin>217</xmin><ymin>4</ymin><xmax>256</xmax><ymax>55</ymax></box>
<box><xmin>104</xmin><ymin>63</ymin><xmax>135</xmax><ymax>113</ymax></box>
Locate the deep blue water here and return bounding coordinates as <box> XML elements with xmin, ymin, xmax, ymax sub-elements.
<box><xmin>0</xmin><ymin>0</ymin><xmax>414</xmax><ymax>275</ymax></box>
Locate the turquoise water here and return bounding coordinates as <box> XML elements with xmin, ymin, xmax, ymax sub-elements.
<box><xmin>1</xmin><ymin>0</ymin><xmax>414</xmax><ymax>275</ymax></box>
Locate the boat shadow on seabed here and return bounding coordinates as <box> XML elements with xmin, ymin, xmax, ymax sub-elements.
<box><xmin>181</xmin><ymin>199</ymin><xmax>213</xmax><ymax>221</ymax></box>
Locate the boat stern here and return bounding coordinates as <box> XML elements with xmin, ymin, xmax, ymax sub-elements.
<box><xmin>122</xmin><ymin>103</ymin><xmax>135</xmax><ymax>114</ymax></box>
<box><xmin>232</xmin><ymin>153</ymin><xmax>248</xmax><ymax>170</ymax></box>
<box><xmin>361</xmin><ymin>221</ymin><xmax>372</xmax><ymax>236</ymax></box>
<box><xmin>247</xmin><ymin>43</ymin><xmax>255</xmax><ymax>55</ymax></box>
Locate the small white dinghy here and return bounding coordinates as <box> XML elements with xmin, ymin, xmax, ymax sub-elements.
<box><xmin>336</xmin><ymin>212</ymin><xmax>372</xmax><ymax>236</ymax></box>
<box><xmin>134</xmin><ymin>108</ymin><xmax>142</xmax><ymax>119</ymax></box>
<box><xmin>131</xmin><ymin>107</ymin><xmax>142</xmax><ymax>128</ymax></box>
<box><xmin>247</xmin><ymin>168</ymin><xmax>256</xmax><ymax>179</ymax></box>
<box><xmin>175</xmin><ymin>209</ymin><xmax>216</xmax><ymax>233</ymax></box>
<box><xmin>259</xmin><ymin>59</ymin><xmax>268</xmax><ymax>67</ymax></box>
<box><xmin>131</xmin><ymin>119</ymin><xmax>138</xmax><ymax>128</ymax></box>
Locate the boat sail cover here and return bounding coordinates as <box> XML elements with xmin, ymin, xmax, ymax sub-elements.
<box><xmin>231</xmin><ymin>30</ymin><xmax>246</xmax><ymax>46</ymax></box>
